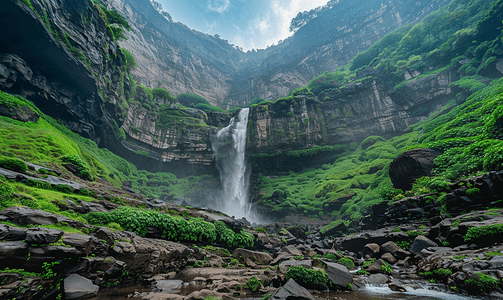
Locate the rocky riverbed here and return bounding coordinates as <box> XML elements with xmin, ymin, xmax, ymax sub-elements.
<box><xmin>1</xmin><ymin>198</ymin><xmax>503</xmax><ymax>300</ymax></box>
<box><xmin>1</xmin><ymin>159</ymin><xmax>503</xmax><ymax>300</ymax></box>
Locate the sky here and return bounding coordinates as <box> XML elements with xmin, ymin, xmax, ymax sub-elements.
<box><xmin>156</xmin><ymin>0</ymin><xmax>328</xmax><ymax>51</ymax></box>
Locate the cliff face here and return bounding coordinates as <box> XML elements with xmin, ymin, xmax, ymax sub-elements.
<box><xmin>119</xmin><ymin>101</ymin><xmax>231</xmax><ymax>176</ymax></box>
<box><xmin>247</xmin><ymin>66</ymin><xmax>463</xmax><ymax>173</ymax></box>
<box><xmin>228</xmin><ymin>0</ymin><xmax>454</xmax><ymax>105</ymax></box>
<box><xmin>109</xmin><ymin>0</ymin><xmax>236</xmax><ymax>106</ymax></box>
<box><xmin>110</xmin><ymin>0</ymin><xmax>453</xmax><ymax>106</ymax></box>
<box><xmin>0</xmin><ymin>0</ymin><xmax>130</xmax><ymax>148</ymax></box>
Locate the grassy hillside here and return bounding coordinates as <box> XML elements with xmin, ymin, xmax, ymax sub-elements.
<box><xmin>0</xmin><ymin>90</ymin><xmax>209</xmax><ymax>200</ymax></box>
<box><xmin>0</xmin><ymin>90</ymin><xmax>258</xmax><ymax>248</ymax></box>
<box><xmin>256</xmin><ymin>0</ymin><xmax>503</xmax><ymax>226</ymax></box>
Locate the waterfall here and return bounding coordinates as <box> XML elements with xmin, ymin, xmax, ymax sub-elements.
<box><xmin>211</xmin><ymin>108</ymin><xmax>251</xmax><ymax>219</ymax></box>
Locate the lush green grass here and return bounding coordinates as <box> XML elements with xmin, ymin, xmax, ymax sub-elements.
<box><xmin>263</xmin><ymin>75</ymin><xmax>503</xmax><ymax>230</ymax></box>
<box><xmin>258</xmin><ymin>130</ymin><xmax>419</xmax><ymax>221</ymax></box>
<box><xmin>257</xmin><ymin>0</ymin><xmax>503</xmax><ymax>229</ymax></box>
<box><xmin>307</xmin><ymin>0</ymin><xmax>500</xmax><ymax>96</ymax></box>
<box><xmin>0</xmin><ymin>90</ymin><xmax>214</xmax><ymax>201</ymax></box>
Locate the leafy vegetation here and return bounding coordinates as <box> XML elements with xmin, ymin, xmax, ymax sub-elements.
<box><xmin>176</xmin><ymin>94</ymin><xmax>210</xmax><ymax>107</ymax></box>
<box><xmin>259</xmin><ymin>0</ymin><xmax>503</xmax><ymax>225</ymax></box>
<box><xmin>464</xmin><ymin>223</ymin><xmax>503</xmax><ymax>242</ymax></box>
<box><xmin>465</xmin><ymin>273</ymin><xmax>500</xmax><ymax>291</ymax></box>
<box><xmin>245</xmin><ymin>277</ymin><xmax>262</xmax><ymax>292</ymax></box>
<box><xmin>0</xmin><ymin>156</ymin><xmax>28</xmax><ymax>173</ymax></box>
<box><xmin>85</xmin><ymin>206</ymin><xmax>254</xmax><ymax>248</ymax></box>
<box><xmin>285</xmin><ymin>265</ymin><xmax>332</xmax><ymax>290</ymax></box>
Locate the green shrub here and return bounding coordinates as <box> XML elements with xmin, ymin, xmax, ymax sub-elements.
<box><xmin>356</xmin><ymin>270</ymin><xmax>369</xmax><ymax>275</ymax></box>
<box><xmin>62</xmin><ymin>154</ymin><xmax>92</xmax><ymax>180</ymax></box>
<box><xmin>381</xmin><ymin>261</ymin><xmax>392</xmax><ymax>274</ymax></box>
<box><xmin>255</xmin><ymin>227</ymin><xmax>266</xmax><ymax>233</ymax></box>
<box><xmin>325</xmin><ymin>253</ymin><xmax>338</xmax><ymax>261</ymax></box>
<box><xmin>176</xmin><ymin>94</ymin><xmax>209</xmax><ymax>106</ymax></box>
<box><xmin>0</xmin><ymin>156</ymin><xmax>28</xmax><ymax>173</ymax></box>
<box><xmin>86</xmin><ymin>207</ymin><xmax>254</xmax><ymax>248</ymax></box>
<box><xmin>246</xmin><ymin>277</ymin><xmax>262</xmax><ymax>292</ymax></box>
<box><xmin>338</xmin><ymin>257</ymin><xmax>355</xmax><ymax>270</ymax></box>
<box><xmin>25</xmin><ymin>179</ymin><xmax>52</xmax><ymax>190</ymax></box>
<box><xmin>0</xmin><ymin>178</ymin><xmax>14</xmax><ymax>200</ymax></box>
<box><xmin>466</xmin><ymin>187</ymin><xmax>480</xmax><ymax>195</ymax></box>
<box><xmin>152</xmin><ymin>88</ymin><xmax>175</xmax><ymax>102</ymax></box>
<box><xmin>396</xmin><ymin>241</ymin><xmax>411</xmax><ymax>250</ymax></box>
<box><xmin>78</xmin><ymin>188</ymin><xmax>96</xmax><ymax>197</ymax></box>
<box><xmin>107</xmin><ymin>222</ymin><xmax>122</xmax><ymax>231</ymax></box>
<box><xmin>464</xmin><ymin>223</ymin><xmax>503</xmax><ymax>242</ymax></box>
<box><xmin>121</xmin><ymin>49</ymin><xmax>137</xmax><ymax>70</ymax></box>
<box><xmin>433</xmin><ymin>268</ymin><xmax>453</xmax><ymax>278</ymax></box>
<box><xmin>285</xmin><ymin>266</ymin><xmax>332</xmax><ymax>290</ymax></box>
<box><xmin>362</xmin><ymin>258</ymin><xmax>376</xmax><ymax>269</ymax></box>
<box><xmin>465</xmin><ymin>273</ymin><xmax>500</xmax><ymax>290</ymax></box>
<box><xmin>194</xmin><ymin>103</ymin><xmax>225</xmax><ymax>113</ymax></box>
<box><xmin>54</xmin><ymin>184</ymin><xmax>74</xmax><ymax>194</ymax></box>
<box><xmin>407</xmin><ymin>230</ymin><xmax>425</xmax><ymax>237</ymax></box>
<box><xmin>486</xmin><ymin>251</ymin><xmax>503</xmax><ymax>257</ymax></box>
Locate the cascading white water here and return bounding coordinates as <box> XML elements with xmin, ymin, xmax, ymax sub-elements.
<box><xmin>211</xmin><ymin>108</ymin><xmax>251</xmax><ymax>219</ymax></box>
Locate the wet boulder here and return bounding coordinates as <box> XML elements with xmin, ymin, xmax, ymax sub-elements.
<box><xmin>325</xmin><ymin>261</ymin><xmax>353</xmax><ymax>289</ymax></box>
<box><xmin>64</xmin><ymin>274</ymin><xmax>99</xmax><ymax>299</ymax></box>
<box><xmin>271</xmin><ymin>279</ymin><xmax>315</xmax><ymax>300</ymax></box>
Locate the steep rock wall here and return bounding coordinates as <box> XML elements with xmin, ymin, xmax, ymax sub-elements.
<box><xmin>247</xmin><ymin>67</ymin><xmax>463</xmax><ymax>173</ymax></box>
<box><xmin>110</xmin><ymin>0</ymin><xmax>453</xmax><ymax>106</ymax></box>
<box><xmin>228</xmin><ymin>0</ymin><xmax>454</xmax><ymax>105</ymax></box>
<box><xmin>118</xmin><ymin>102</ymin><xmax>231</xmax><ymax>176</ymax></box>
<box><xmin>109</xmin><ymin>0</ymin><xmax>237</xmax><ymax>105</ymax></box>
<box><xmin>0</xmin><ymin>0</ymin><xmax>130</xmax><ymax>148</ymax></box>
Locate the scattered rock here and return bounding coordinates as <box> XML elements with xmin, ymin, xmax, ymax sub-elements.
<box><xmin>64</xmin><ymin>274</ymin><xmax>99</xmax><ymax>299</ymax></box>
<box><xmin>363</xmin><ymin>243</ymin><xmax>380</xmax><ymax>258</ymax></box>
<box><xmin>381</xmin><ymin>253</ymin><xmax>397</xmax><ymax>264</ymax></box>
<box><xmin>232</xmin><ymin>248</ymin><xmax>273</xmax><ymax>265</ymax></box>
<box><xmin>409</xmin><ymin>236</ymin><xmax>438</xmax><ymax>255</ymax></box>
<box><xmin>388</xmin><ymin>282</ymin><xmax>407</xmax><ymax>292</ymax></box>
<box><xmin>25</xmin><ymin>227</ymin><xmax>63</xmax><ymax>244</ymax></box>
<box><xmin>325</xmin><ymin>261</ymin><xmax>352</xmax><ymax>289</ymax></box>
<box><xmin>380</xmin><ymin>241</ymin><xmax>411</xmax><ymax>260</ymax></box>
<box><xmin>365</xmin><ymin>259</ymin><xmax>387</xmax><ymax>274</ymax></box>
<box><xmin>271</xmin><ymin>278</ymin><xmax>315</xmax><ymax>300</ymax></box>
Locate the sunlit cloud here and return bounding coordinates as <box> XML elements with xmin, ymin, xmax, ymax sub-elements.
<box><xmin>207</xmin><ymin>0</ymin><xmax>231</xmax><ymax>14</ymax></box>
<box><xmin>270</xmin><ymin>0</ymin><xmax>328</xmax><ymax>45</ymax></box>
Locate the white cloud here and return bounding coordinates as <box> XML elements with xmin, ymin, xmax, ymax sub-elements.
<box><xmin>207</xmin><ymin>0</ymin><xmax>231</xmax><ymax>14</ymax></box>
<box><xmin>270</xmin><ymin>0</ymin><xmax>328</xmax><ymax>45</ymax></box>
<box><xmin>234</xmin><ymin>0</ymin><xmax>328</xmax><ymax>51</ymax></box>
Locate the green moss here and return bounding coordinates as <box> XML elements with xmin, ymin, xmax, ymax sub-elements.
<box><xmin>245</xmin><ymin>277</ymin><xmax>262</xmax><ymax>292</ymax></box>
<box><xmin>465</xmin><ymin>273</ymin><xmax>500</xmax><ymax>290</ymax></box>
<box><xmin>85</xmin><ymin>206</ymin><xmax>254</xmax><ymax>248</ymax></box>
<box><xmin>285</xmin><ymin>266</ymin><xmax>332</xmax><ymax>290</ymax></box>
<box><xmin>465</xmin><ymin>223</ymin><xmax>503</xmax><ymax>242</ymax></box>
<box><xmin>0</xmin><ymin>156</ymin><xmax>28</xmax><ymax>172</ymax></box>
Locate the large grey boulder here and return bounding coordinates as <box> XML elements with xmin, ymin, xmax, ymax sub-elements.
<box><xmin>25</xmin><ymin>227</ymin><xmax>63</xmax><ymax>244</ymax></box>
<box><xmin>380</xmin><ymin>241</ymin><xmax>411</xmax><ymax>260</ymax></box>
<box><xmin>325</xmin><ymin>261</ymin><xmax>352</xmax><ymax>289</ymax></box>
<box><xmin>232</xmin><ymin>248</ymin><xmax>273</xmax><ymax>265</ymax></box>
<box><xmin>0</xmin><ymin>223</ymin><xmax>27</xmax><ymax>241</ymax></box>
<box><xmin>64</xmin><ymin>274</ymin><xmax>99</xmax><ymax>299</ymax></box>
<box><xmin>409</xmin><ymin>236</ymin><xmax>438</xmax><ymax>255</ymax></box>
<box><xmin>271</xmin><ymin>279</ymin><xmax>315</xmax><ymax>300</ymax></box>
